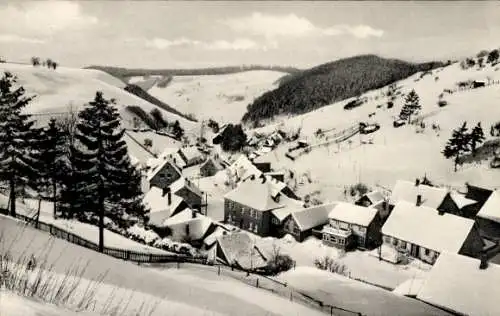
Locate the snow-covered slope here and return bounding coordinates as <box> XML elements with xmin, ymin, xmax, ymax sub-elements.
<box><xmin>253</xmin><ymin>61</ymin><xmax>500</xmax><ymax>201</ymax></box>
<box><xmin>0</xmin><ymin>63</ymin><xmax>197</xmax><ymax>131</ymax></box>
<box><xmin>143</xmin><ymin>70</ymin><xmax>287</xmax><ymax>123</ymax></box>
<box><xmin>0</xmin><ymin>215</ymin><xmax>326</xmax><ymax>316</ymax></box>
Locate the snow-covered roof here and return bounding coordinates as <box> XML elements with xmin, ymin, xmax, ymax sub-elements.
<box><xmin>171</xmin><ymin>152</ymin><xmax>187</xmax><ymax>168</ymax></box>
<box><xmin>477</xmin><ymin>190</ymin><xmax>500</xmax><ymax>223</ymax></box>
<box><xmin>170</xmin><ymin>177</ymin><xmax>203</xmax><ymax>197</ymax></box>
<box><xmin>393</xmin><ymin>278</ymin><xmax>425</xmax><ymax>297</ymax></box>
<box><xmin>449</xmin><ymin>191</ymin><xmax>478</xmax><ymax>209</ymax></box>
<box><xmin>265</xmin><ymin>175</ymin><xmax>287</xmax><ymax>197</ymax></box>
<box><xmin>168</xmin><ymin>214</ymin><xmax>213</xmax><ymax>241</ymax></box>
<box><xmin>271</xmin><ymin>196</ymin><xmax>304</xmax><ymax>222</ymax></box>
<box><xmin>179</xmin><ymin>146</ymin><xmax>203</xmax><ymax>163</ymax></box>
<box><xmin>143</xmin><ymin>187</ymin><xmax>183</xmax><ymax>214</ymax></box>
<box><xmin>129</xmin><ymin>155</ymin><xmax>140</xmax><ymax>167</ymax></box>
<box><xmin>146</xmin><ymin>158</ymin><xmax>182</xmax><ymax>182</ymax></box>
<box><xmin>228</xmin><ymin>155</ymin><xmax>262</xmax><ymax>181</ymax></box>
<box><xmin>328</xmin><ymin>202</ymin><xmax>378</xmax><ymax>227</ymax></box>
<box><xmin>216</xmin><ymin>232</ymin><xmax>267</xmax><ymax>270</ymax></box>
<box><xmin>224</xmin><ymin>176</ymin><xmax>284</xmax><ymax>211</ymax></box>
<box><xmin>204</xmin><ymin>226</ymin><xmax>228</xmax><ymax>247</ymax></box>
<box><xmin>292</xmin><ymin>203</ymin><xmax>337</xmax><ymax>231</ymax></box>
<box><xmin>364</xmin><ymin>191</ymin><xmax>385</xmax><ymax>204</ymax></box>
<box><xmin>382</xmin><ymin>201</ymin><xmax>475</xmax><ymax>253</ymax></box>
<box><xmin>390</xmin><ymin>180</ymin><xmax>448</xmax><ymax>209</ymax></box>
<box><xmin>417</xmin><ymin>252</ymin><xmax>500</xmax><ymax>316</ymax></box>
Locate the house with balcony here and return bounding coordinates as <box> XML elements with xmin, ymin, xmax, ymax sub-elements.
<box><xmin>381</xmin><ymin>201</ymin><xmax>484</xmax><ymax>265</ymax></box>
<box><xmin>321</xmin><ymin>202</ymin><xmax>381</xmax><ymax>250</ymax></box>
<box><xmin>281</xmin><ymin>203</ymin><xmax>336</xmax><ymax>242</ymax></box>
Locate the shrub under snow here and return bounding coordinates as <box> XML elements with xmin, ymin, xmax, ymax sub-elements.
<box><xmin>127</xmin><ymin>224</ymin><xmax>160</xmax><ymax>245</ymax></box>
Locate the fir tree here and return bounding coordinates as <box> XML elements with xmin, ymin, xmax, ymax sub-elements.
<box><xmin>470</xmin><ymin>122</ymin><xmax>485</xmax><ymax>154</ymax></box>
<box><xmin>38</xmin><ymin>118</ymin><xmax>67</xmax><ymax>218</ymax></box>
<box><xmin>171</xmin><ymin>120</ymin><xmax>184</xmax><ymax>140</ymax></box>
<box><xmin>0</xmin><ymin>72</ymin><xmax>40</xmax><ymax>217</ymax></box>
<box><xmin>442</xmin><ymin>122</ymin><xmax>471</xmax><ymax>172</ymax></box>
<box><xmin>400</xmin><ymin>89</ymin><xmax>421</xmax><ymax>123</ymax></box>
<box><xmin>69</xmin><ymin>91</ymin><xmax>143</xmax><ymax>252</ymax></box>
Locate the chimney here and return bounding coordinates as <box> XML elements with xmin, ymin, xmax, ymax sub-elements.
<box><xmin>261</xmin><ymin>175</ymin><xmax>267</xmax><ymax>183</ymax></box>
<box><xmin>192</xmin><ymin>209</ymin><xmax>196</xmax><ymax>219</ymax></box>
<box><xmin>162</xmin><ymin>187</ymin><xmax>169</xmax><ymax>197</ymax></box>
<box><xmin>168</xmin><ymin>191</ymin><xmax>172</xmax><ymax>206</ymax></box>
<box><xmin>415</xmin><ymin>178</ymin><xmax>420</xmax><ymax>186</ymax></box>
<box><xmin>480</xmin><ymin>253</ymin><xmax>489</xmax><ymax>270</ymax></box>
<box><xmin>416</xmin><ymin>194</ymin><xmax>422</xmax><ymax>207</ymax></box>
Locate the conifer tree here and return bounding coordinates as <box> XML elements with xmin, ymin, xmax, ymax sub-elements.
<box><xmin>38</xmin><ymin>118</ymin><xmax>67</xmax><ymax>218</ymax></box>
<box><xmin>442</xmin><ymin>122</ymin><xmax>471</xmax><ymax>172</ymax></box>
<box><xmin>470</xmin><ymin>122</ymin><xmax>485</xmax><ymax>154</ymax></box>
<box><xmin>69</xmin><ymin>91</ymin><xmax>143</xmax><ymax>252</ymax></box>
<box><xmin>0</xmin><ymin>72</ymin><xmax>40</xmax><ymax>217</ymax></box>
<box><xmin>400</xmin><ymin>89</ymin><xmax>421</xmax><ymax>123</ymax></box>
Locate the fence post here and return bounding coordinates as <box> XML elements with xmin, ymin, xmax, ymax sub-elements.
<box><xmin>256</xmin><ymin>278</ymin><xmax>259</xmax><ymax>288</ymax></box>
<box><xmin>177</xmin><ymin>261</ymin><xmax>180</xmax><ymax>269</ymax></box>
<box><xmin>330</xmin><ymin>306</ymin><xmax>333</xmax><ymax>316</ymax></box>
<box><xmin>218</xmin><ymin>265</ymin><xmax>220</xmax><ymax>276</ymax></box>
<box><xmin>290</xmin><ymin>291</ymin><xmax>293</xmax><ymax>301</ymax></box>
<box><xmin>149</xmin><ymin>253</ymin><xmax>153</xmax><ymax>262</ymax></box>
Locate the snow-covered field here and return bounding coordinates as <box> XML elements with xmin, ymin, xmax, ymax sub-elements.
<box><xmin>145</xmin><ymin>70</ymin><xmax>286</xmax><ymax>123</ymax></box>
<box><xmin>253</xmin><ymin>62</ymin><xmax>500</xmax><ymax>202</ymax></box>
<box><xmin>0</xmin><ymin>216</ymin><xmax>327</xmax><ymax>316</ymax></box>
<box><xmin>278</xmin><ymin>267</ymin><xmax>452</xmax><ymax>316</ymax></box>
<box><xmin>0</xmin><ymin>63</ymin><xmax>197</xmax><ymax>132</ymax></box>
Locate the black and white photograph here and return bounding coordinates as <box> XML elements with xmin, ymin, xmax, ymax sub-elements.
<box><xmin>1</xmin><ymin>1</ymin><xmax>500</xmax><ymax>315</ymax></box>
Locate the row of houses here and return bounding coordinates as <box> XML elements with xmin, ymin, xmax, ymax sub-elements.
<box><xmin>223</xmin><ymin>176</ymin><xmax>499</xmax><ymax>265</ymax></box>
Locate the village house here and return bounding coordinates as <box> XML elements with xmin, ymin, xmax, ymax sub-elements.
<box><xmin>281</xmin><ymin>203</ymin><xmax>336</xmax><ymax>242</ymax></box>
<box><xmin>381</xmin><ymin>201</ymin><xmax>484</xmax><ymax>265</ymax></box>
<box><xmin>211</xmin><ymin>232</ymin><xmax>268</xmax><ymax>271</ymax></box>
<box><xmin>169</xmin><ymin>177</ymin><xmax>204</xmax><ymax>211</ymax></box>
<box><xmin>416</xmin><ymin>252</ymin><xmax>500</xmax><ymax>316</ymax></box>
<box><xmin>475</xmin><ymin>190</ymin><xmax>500</xmax><ymax>240</ymax></box>
<box><xmin>143</xmin><ymin>186</ymin><xmax>189</xmax><ymax>228</ymax></box>
<box><xmin>355</xmin><ymin>190</ymin><xmax>387</xmax><ymax>214</ymax></box>
<box><xmin>464</xmin><ymin>183</ymin><xmax>494</xmax><ymax>217</ymax></box>
<box><xmin>389</xmin><ymin>180</ymin><xmax>472</xmax><ymax>216</ymax></box>
<box><xmin>177</xmin><ymin>146</ymin><xmax>205</xmax><ymax>168</ymax></box>
<box><xmin>163</xmin><ymin>210</ymin><xmax>216</xmax><ymax>247</ymax></box>
<box><xmin>199</xmin><ymin>157</ymin><xmax>225</xmax><ymax>177</ymax></box>
<box><xmin>223</xmin><ymin>175</ymin><xmax>286</xmax><ymax>237</ymax></box>
<box><xmin>147</xmin><ymin>159</ymin><xmax>182</xmax><ymax>191</ymax></box>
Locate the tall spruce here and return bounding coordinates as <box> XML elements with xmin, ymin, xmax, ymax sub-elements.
<box><xmin>38</xmin><ymin>118</ymin><xmax>67</xmax><ymax>218</ymax></box>
<box><xmin>400</xmin><ymin>89</ymin><xmax>421</xmax><ymax>123</ymax></box>
<box><xmin>442</xmin><ymin>121</ymin><xmax>471</xmax><ymax>172</ymax></box>
<box><xmin>70</xmin><ymin>91</ymin><xmax>143</xmax><ymax>252</ymax></box>
<box><xmin>470</xmin><ymin>122</ymin><xmax>485</xmax><ymax>154</ymax></box>
<box><xmin>0</xmin><ymin>72</ymin><xmax>40</xmax><ymax>217</ymax></box>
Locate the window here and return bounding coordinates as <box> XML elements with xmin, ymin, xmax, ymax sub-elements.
<box><xmin>272</xmin><ymin>217</ymin><xmax>279</xmax><ymax>225</ymax></box>
<box><xmin>425</xmin><ymin>248</ymin><xmax>430</xmax><ymax>256</ymax></box>
<box><xmin>254</xmin><ymin>224</ymin><xmax>258</xmax><ymax>233</ymax></box>
<box><xmin>339</xmin><ymin>222</ymin><xmax>349</xmax><ymax>229</ymax></box>
<box><xmin>249</xmin><ymin>222</ymin><xmax>254</xmax><ymax>231</ymax></box>
<box><xmin>400</xmin><ymin>241</ymin><xmax>407</xmax><ymax>249</ymax></box>
<box><xmin>358</xmin><ymin>237</ymin><xmax>365</xmax><ymax>246</ymax></box>
<box><xmin>392</xmin><ymin>238</ymin><xmax>398</xmax><ymax>246</ymax></box>
<box><xmin>359</xmin><ymin>226</ymin><xmax>366</xmax><ymax>233</ymax></box>
<box><xmin>227</xmin><ymin>215</ymin><xmax>232</xmax><ymax>223</ymax></box>
<box><xmin>322</xmin><ymin>234</ymin><xmax>329</xmax><ymax>241</ymax></box>
<box><xmin>384</xmin><ymin>236</ymin><xmax>391</xmax><ymax>244</ymax></box>
<box><xmin>293</xmin><ymin>227</ymin><xmax>301</xmax><ymax>235</ymax></box>
<box><xmin>339</xmin><ymin>238</ymin><xmax>344</xmax><ymax>245</ymax></box>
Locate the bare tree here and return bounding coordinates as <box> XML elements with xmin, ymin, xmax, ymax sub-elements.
<box><xmin>56</xmin><ymin>104</ymin><xmax>78</xmax><ymax>149</ymax></box>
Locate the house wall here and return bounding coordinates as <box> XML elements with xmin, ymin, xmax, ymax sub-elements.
<box><xmin>176</xmin><ymin>187</ymin><xmax>202</xmax><ymax>210</ymax></box>
<box><xmin>282</xmin><ymin>216</ymin><xmax>301</xmax><ymax>241</ymax></box>
<box><xmin>224</xmin><ymin>199</ymin><xmax>271</xmax><ymax>236</ymax></box>
<box><xmin>366</xmin><ymin>216</ymin><xmax>383</xmax><ymax>249</ymax></box>
<box><xmin>382</xmin><ymin>235</ymin><xmax>440</xmax><ymax>264</ymax></box>
<box><xmin>476</xmin><ymin>217</ymin><xmax>500</xmax><ymax>241</ymax></box>
<box><xmin>149</xmin><ymin>163</ymin><xmax>181</xmax><ymax>190</ymax></box>
<box><xmin>459</xmin><ymin>225</ymin><xmax>485</xmax><ymax>258</ymax></box>
<box><xmin>329</xmin><ymin>219</ymin><xmax>369</xmax><ymax>248</ymax></box>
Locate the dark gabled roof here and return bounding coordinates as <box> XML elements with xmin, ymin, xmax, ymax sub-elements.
<box><xmin>465</xmin><ymin>184</ymin><xmax>493</xmax><ymax>206</ymax></box>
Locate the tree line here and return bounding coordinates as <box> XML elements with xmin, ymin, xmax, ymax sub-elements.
<box><xmin>31</xmin><ymin>57</ymin><xmax>58</xmax><ymax>70</ymax></box>
<box><xmin>0</xmin><ymin>72</ymin><xmax>144</xmax><ymax>252</ymax></box>
<box><xmin>443</xmin><ymin>121</ymin><xmax>485</xmax><ymax>171</ymax></box>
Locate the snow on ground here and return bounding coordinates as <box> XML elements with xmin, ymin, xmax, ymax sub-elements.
<box><xmin>278</xmin><ymin>267</ymin><xmax>452</xmax><ymax>316</ymax></box>
<box><xmin>10</xmin><ymin>197</ymin><xmax>168</xmax><ymax>255</ymax></box>
<box><xmin>253</xmin><ymin>233</ymin><xmax>431</xmax><ymax>289</ymax></box>
<box><xmin>253</xmin><ymin>62</ymin><xmax>500</xmax><ymax>201</ymax></box>
<box><xmin>0</xmin><ymin>63</ymin><xmax>197</xmax><ymax>131</ymax></box>
<box><xmin>147</xmin><ymin>70</ymin><xmax>287</xmax><ymax>123</ymax></box>
<box><xmin>0</xmin><ymin>216</ymin><xmax>326</xmax><ymax>316</ymax></box>
<box><xmin>125</xmin><ymin>130</ymin><xmax>181</xmax><ymax>160</ymax></box>
<box><xmin>0</xmin><ymin>290</ymin><xmax>101</xmax><ymax>316</ymax></box>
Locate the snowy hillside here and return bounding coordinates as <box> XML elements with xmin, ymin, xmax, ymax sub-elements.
<box><xmin>134</xmin><ymin>70</ymin><xmax>287</xmax><ymax>123</ymax></box>
<box><xmin>0</xmin><ymin>63</ymin><xmax>197</xmax><ymax>132</ymax></box>
<box><xmin>252</xmin><ymin>60</ymin><xmax>500</xmax><ymax>201</ymax></box>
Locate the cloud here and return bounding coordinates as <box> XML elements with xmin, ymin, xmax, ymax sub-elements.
<box><xmin>144</xmin><ymin>37</ymin><xmax>268</xmax><ymax>51</ymax></box>
<box><xmin>0</xmin><ymin>34</ymin><xmax>45</xmax><ymax>44</ymax></box>
<box><xmin>0</xmin><ymin>2</ymin><xmax>98</xmax><ymax>37</ymax></box>
<box><xmin>222</xmin><ymin>13</ymin><xmax>384</xmax><ymax>39</ymax></box>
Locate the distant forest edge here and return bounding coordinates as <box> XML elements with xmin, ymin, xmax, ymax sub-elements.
<box><xmin>85</xmin><ymin>65</ymin><xmax>302</xmax><ymax>80</ymax></box>
<box><xmin>124</xmin><ymin>84</ymin><xmax>197</xmax><ymax>122</ymax></box>
<box><xmin>242</xmin><ymin>55</ymin><xmax>446</xmax><ymax>126</ymax></box>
